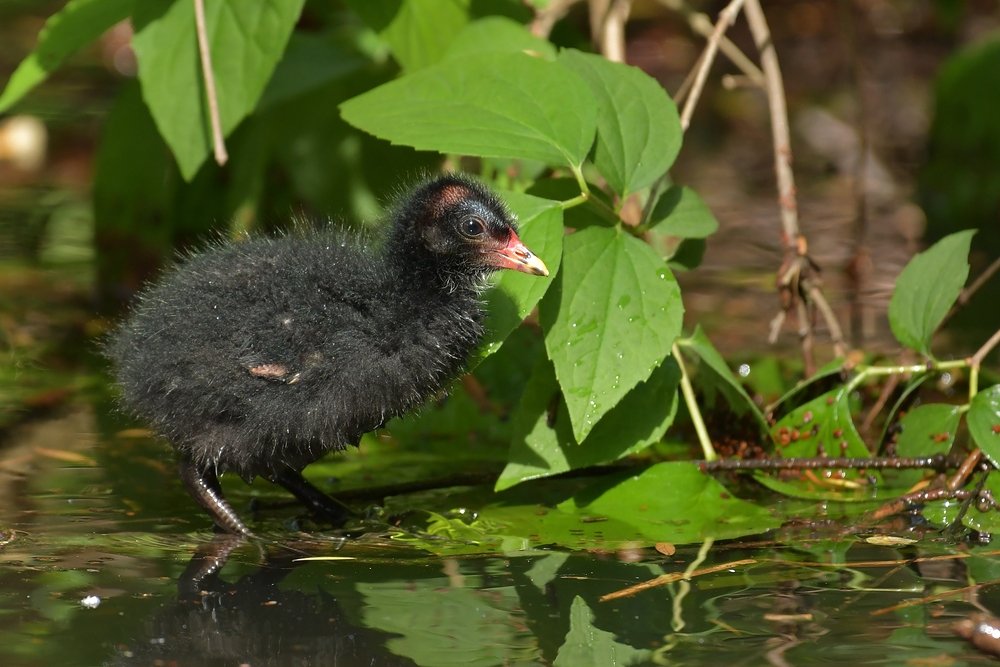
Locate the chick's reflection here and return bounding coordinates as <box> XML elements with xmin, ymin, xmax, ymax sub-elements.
<box><xmin>115</xmin><ymin>535</ymin><xmax>416</xmax><ymax>667</ymax></box>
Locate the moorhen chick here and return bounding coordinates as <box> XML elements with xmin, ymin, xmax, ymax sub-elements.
<box><xmin>107</xmin><ymin>175</ymin><xmax>548</xmax><ymax>536</ymax></box>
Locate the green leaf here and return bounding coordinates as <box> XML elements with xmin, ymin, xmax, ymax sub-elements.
<box><xmin>677</xmin><ymin>325</ymin><xmax>770</xmax><ymax>432</ymax></box>
<box><xmin>557</xmin><ymin>49</ymin><xmax>681</xmax><ymax>198</ymax></box>
<box><xmin>884</xmin><ymin>403</ymin><xmax>962</xmax><ymax>488</ymax></box>
<box><xmin>0</xmin><ymin>0</ymin><xmax>133</xmax><ymax>113</ymax></box>
<box><xmin>540</xmin><ymin>227</ymin><xmax>683</xmax><ymax>442</ymax></box>
<box><xmin>257</xmin><ymin>32</ymin><xmax>365</xmax><ymax>111</ymax></box>
<box><xmin>477</xmin><ymin>191</ymin><xmax>563</xmax><ymax>358</ymax></box>
<box><xmin>888</xmin><ymin>230</ymin><xmax>975</xmax><ymax>355</ymax></box>
<box><xmin>340</xmin><ymin>52</ymin><xmax>597</xmax><ymax>167</ymax></box>
<box><xmin>568</xmin><ymin>462</ymin><xmax>781</xmax><ymax>543</ymax></box>
<box><xmin>554</xmin><ymin>596</ymin><xmax>650</xmax><ymax>667</ymax></box>
<box><xmin>877</xmin><ymin>373</ymin><xmax>929</xmax><ymax>450</ymax></box>
<box><xmin>444</xmin><ymin>16</ymin><xmax>556</xmax><ymax>61</ymax></box>
<box><xmin>346</xmin><ymin>0</ymin><xmax>469</xmax><ymax>71</ymax></box>
<box><xmin>646</xmin><ymin>185</ymin><xmax>719</xmax><ymax>238</ymax></box>
<box><xmin>757</xmin><ymin>388</ymin><xmax>884</xmax><ymax>501</ymax></box>
<box><xmin>496</xmin><ymin>355</ymin><xmax>680</xmax><ymax>490</ymax></box>
<box><xmin>665</xmin><ymin>238</ymin><xmax>706</xmax><ymax>272</ymax></box>
<box><xmin>132</xmin><ymin>0</ymin><xmax>306</xmax><ymax>179</ymax></box>
<box><xmin>969</xmin><ymin>384</ymin><xmax>1000</xmax><ymax>468</ymax></box>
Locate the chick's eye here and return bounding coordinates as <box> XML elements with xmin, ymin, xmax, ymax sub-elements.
<box><xmin>460</xmin><ymin>217</ymin><xmax>486</xmax><ymax>238</ymax></box>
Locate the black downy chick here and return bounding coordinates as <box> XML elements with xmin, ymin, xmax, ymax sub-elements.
<box><xmin>107</xmin><ymin>175</ymin><xmax>548</xmax><ymax>536</ymax></box>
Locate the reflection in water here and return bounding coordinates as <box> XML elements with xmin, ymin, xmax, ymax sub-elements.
<box><xmin>114</xmin><ymin>534</ymin><xmax>417</xmax><ymax>667</ymax></box>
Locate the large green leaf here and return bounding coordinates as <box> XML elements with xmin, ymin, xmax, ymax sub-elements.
<box><xmin>887</xmin><ymin>230</ymin><xmax>975</xmax><ymax>355</ymax></box>
<box><xmin>0</xmin><ymin>0</ymin><xmax>133</xmax><ymax>113</ymax></box>
<box><xmin>444</xmin><ymin>16</ymin><xmax>556</xmax><ymax>61</ymax></box>
<box><xmin>884</xmin><ymin>403</ymin><xmax>963</xmax><ymax>489</ymax></box>
<box><xmin>557</xmin><ymin>49</ymin><xmax>681</xmax><ymax>198</ymax></box>
<box><xmin>496</xmin><ymin>355</ymin><xmax>680</xmax><ymax>490</ymax></box>
<box><xmin>478</xmin><ymin>191</ymin><xmax>563</xmax><ymax>358</ymax></box>
<box><xmin>554</xmin><ymin>596</ymin><xmax>650</xmax><ymax>667</ymax></box>
<box><xmin>540</xmin><ymin>227</ymin><xmax>683</xmax><ymax>442</ymax></box>
<box><xmin>567</xmin><ymin>462</ymin><xmax>781</xmax><ymax>543</ymax></box>
<box><xmin>132</xmin><ymin>0</ymin><xmax>306</xmax><ymax>179</ymax></box>
<box><xmin>340</xmin><ymin>52</ymin><xmax>597</xmax><ymax>167</ymax></box>
<box><xmin>969</xmin><ymin>384</ymin><xmax>1000</xmax><ymax>467</ymax></box>
<box><xmin>346</xmin><ymin>0</ymin><xmax>469</xmax><ymax>72</ymax></box>
<box><xmin>677</xmin><ymin>325</ymin><xmax>770</xmax><ymax>432</ymax></box>
<box><xmin>256</xmin><ymin>32</ymin><xmax>365</xmax><ymax>111</ymax></box>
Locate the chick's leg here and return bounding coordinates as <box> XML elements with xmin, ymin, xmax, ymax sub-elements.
<box><xmin>271</xmin><ymin>468</ymin><xmax>350</xmax><ymax>527</ymax></box>
<box><xmin>179</xmin><ymin>456</ymin><xmax>254</xmax><ymax>537</ymax></box>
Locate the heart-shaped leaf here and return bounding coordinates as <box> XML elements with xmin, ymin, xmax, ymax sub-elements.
<box><xmin>540</xmin><ymin>226</ymin><xmax>683</xmax><ymax>442</ymax></box>
<box><xmin>133</xmin><ymin>0</ymin><xmax>306</xmax><ymax>179</ymax></box>
<box><xmin>557</xmin><ymin>49</ymin><xmax>681</xmax><ymax>198</ymax></box>
<box><xmin>340</xmin><ymin>52</ymin><xmax>597</xmax><ymax>168</ymax></box>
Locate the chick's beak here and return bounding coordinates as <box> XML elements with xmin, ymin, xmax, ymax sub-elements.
<box><xmin>489</xmin><ymin>230</ymin><xmax>549</xmax><ymax>276</ymax></box>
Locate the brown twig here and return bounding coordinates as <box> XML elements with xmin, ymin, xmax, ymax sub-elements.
<box><xmin>807</xmin><ymin>282</ymin><xmax>848</xmax><ymax>358</ymax></box>
<box><xmin>947</xmin><ymin>449</ymin><xmax>982</xmax><ymax>492</ymax></box>
<box><xmin>871</xmin><ymin>579</ymin><xmax>1000</xmax><ymax>616</ymax></box>
<box><xmin>743</xmin><ymin>0</ymin><xmax>797</xmax><ymax>243</ymax></box>
<box><xmin>672</xmin><ymin>51</ymin><xmax>704</xmax><ymax>105</ymax></box>
<box><xmin>678</xmin><ymin>0</ymin><xmax>747</xmax><ymax>131</ymax></box>
<box><xmin>860</xmin><ymin>372</ymin><xmax>901</xmax><ymax>434</ymax></box>
<box><xmin>655</xmin><ymin>0</ymin><xmax>765</xmax><ymax>87</ymax></box>
<box><xmin>529</xmin><ymin>0</ymin><xmax>583</xmax><ymax>38</ymax></box>
<box><xmin>588</xmin><ymin>0</ymin><xmax>610</xmax><ymax>49</ymax></box>
<box><xmin>599</xmin><ymin>558</ymin><xmax>756</xmax><ymax>601</ymax></box>
<box><xmin>193</xmin><ymin>0</ymin><xmax>227</xmax><ymax>166</ymax></box>
<box><xmin>700</xmin><ymin>453</ymin><xmax>964</xmax><ymax>473</ymax></box>
<box><xmin>970</xmin><ymin>326</ymin><xmax>1000</xmax><ymax>370</ymax></box>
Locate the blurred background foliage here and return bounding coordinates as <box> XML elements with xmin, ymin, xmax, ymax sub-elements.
<box><xmin>0</xmin><ymin>0</ymin><xmax>999</xmax><ymax>423</ymax></box>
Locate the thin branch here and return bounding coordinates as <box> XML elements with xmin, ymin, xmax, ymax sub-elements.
<box><xmin>939</xmin><ymin>254</ymin><xmax>1000</xmax><ymax>331</ymax></box>
<box><xmin>599</xmin><ymin>558</ymin><xmax>756</xmax><ymax>602</ymax></box>
<box><xmin>678</xmin><ymin>0</ymin><xmax>748</xmax><ymax>132</ymax></box>
<box><xmin>743</xmin><ymin>0</ymin><xmax>797</xmax><ymax>243</ymax></box>
<box><xmin>529</xmin><ymin>0</ymin><xmax>583</xmax><ymax>38</ymax></box>
<box><xmin>193</xmin><ymin>0</ymin><xmax>227</xmax><ymax>166</ymax></box>
<box><xmin>860</xmin><ymin>372</ymin><xmax>900</xmax><ymax>433</ymax></box>
<box><xmin>700</xmin><ymin>453</ymin><xmax>964</xmax><ymax>473</ymax></box>
<box><xmin>601</xmin><ymin>0</ymin><xmax>632</xmax><ymax>62</ymax></box>
<box><xmin>807</xmin><ymin>281</ymin><xmax>848</xmax><ymax>358</ymax></box>
<box><xmin>971</xmin><ymin>326</ymin><xmax>1000</xmax><ymax>369</ymax></box>
<box><xmin>588</xmin><ymin>0</ymin><xmax>610</xmax><ymax>50</ymax></box>
<box><xmin>672</xmin><ymin>51</ymin><xmax>704</xmax><ymax>104</ymax></box>
<box><xmin>655</xmin><ymin>0</ymin><xmax>765</xmax><ymax>86</ymax></box>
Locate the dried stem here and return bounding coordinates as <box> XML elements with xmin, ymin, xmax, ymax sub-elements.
<box><xmin>678</xmin><ymin>0</ymin><xmax>747</xmax><ymax>131</ymax></box>
<box><xmin>743</xmin><ymin>0</ymin><xmax>797</xmax><ymax>243</ymax></box>
<box><xmin>599</xmin><ymin>558</ymin><xmax>755</xmax><ymax>602</ymax></box>
<box><xmin>193</xmin><ymin>0</ymin><xmax>227</xmax><ymax>166</ymax></box>
<box><xmin>807</xmin><ymin>282</ymin><xmax>848</xmax><ymax>358</ymax></box>
<box><xmin>971</xmin><ymin>326</ymin><xmax>1000</xmax><ymax>370</ymax></box>
<box><xmin>860</xmin><ymin>372</ymin><xmax>900</xmax><ymax>433</ymax></box>
<box><xmin>529</xmin><ymin>0</ymin><xmax>583</xmax><ymax>38</ymax></box>
<box><xmin>672</xmin><ymin>51</ymin><xmax>704</xmax><ymax>104</ymax></box>
<box><xmin>655</xmin><ymin>0</ymin><xmax>765</xmax><ymax>86</ymax></box>
<box><xmin>701</xmin><ymin>453</ymin><xmax>964</xmax><ymax>473</ymax></box>
<box><xmin>588</xmin><ymin>0</ymin><xmax>610</xmax><ymax>49</ymax></box>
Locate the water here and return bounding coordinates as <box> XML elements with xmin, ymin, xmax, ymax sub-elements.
<box><xmin>1</xmin><ymin>403</ymin><xmax>998</xmax><ymax>666</ymax></box>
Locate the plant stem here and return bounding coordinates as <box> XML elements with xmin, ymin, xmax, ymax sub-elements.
<box><xmin>844</xmin><ymin>359</ymin><xmax>967</xmax><ymax>395</ymax></box>
<box><xmin>678</xmin><ymin>0</ymin><xmax>747</xmax><ymax>132</ymax></box>
<box><xmin>193</xmin><ymin>0</ymin><xmax>227</xmax><ymax>166</ymax></box>
<box><xmin>560</xmin><ymin>193</ymin><xmax>589</xmax><ymax>210</ymax></box>
<box><xmin>673</xmin><ymin>342</ymin><xmax>716</xmax><ymax>461</ymax></box>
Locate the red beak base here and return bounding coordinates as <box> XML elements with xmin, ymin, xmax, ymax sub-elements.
<box><xmin>489</xmin><ymin>230</ymin><xmax>549</xmax><ymax>276</ymax></box>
